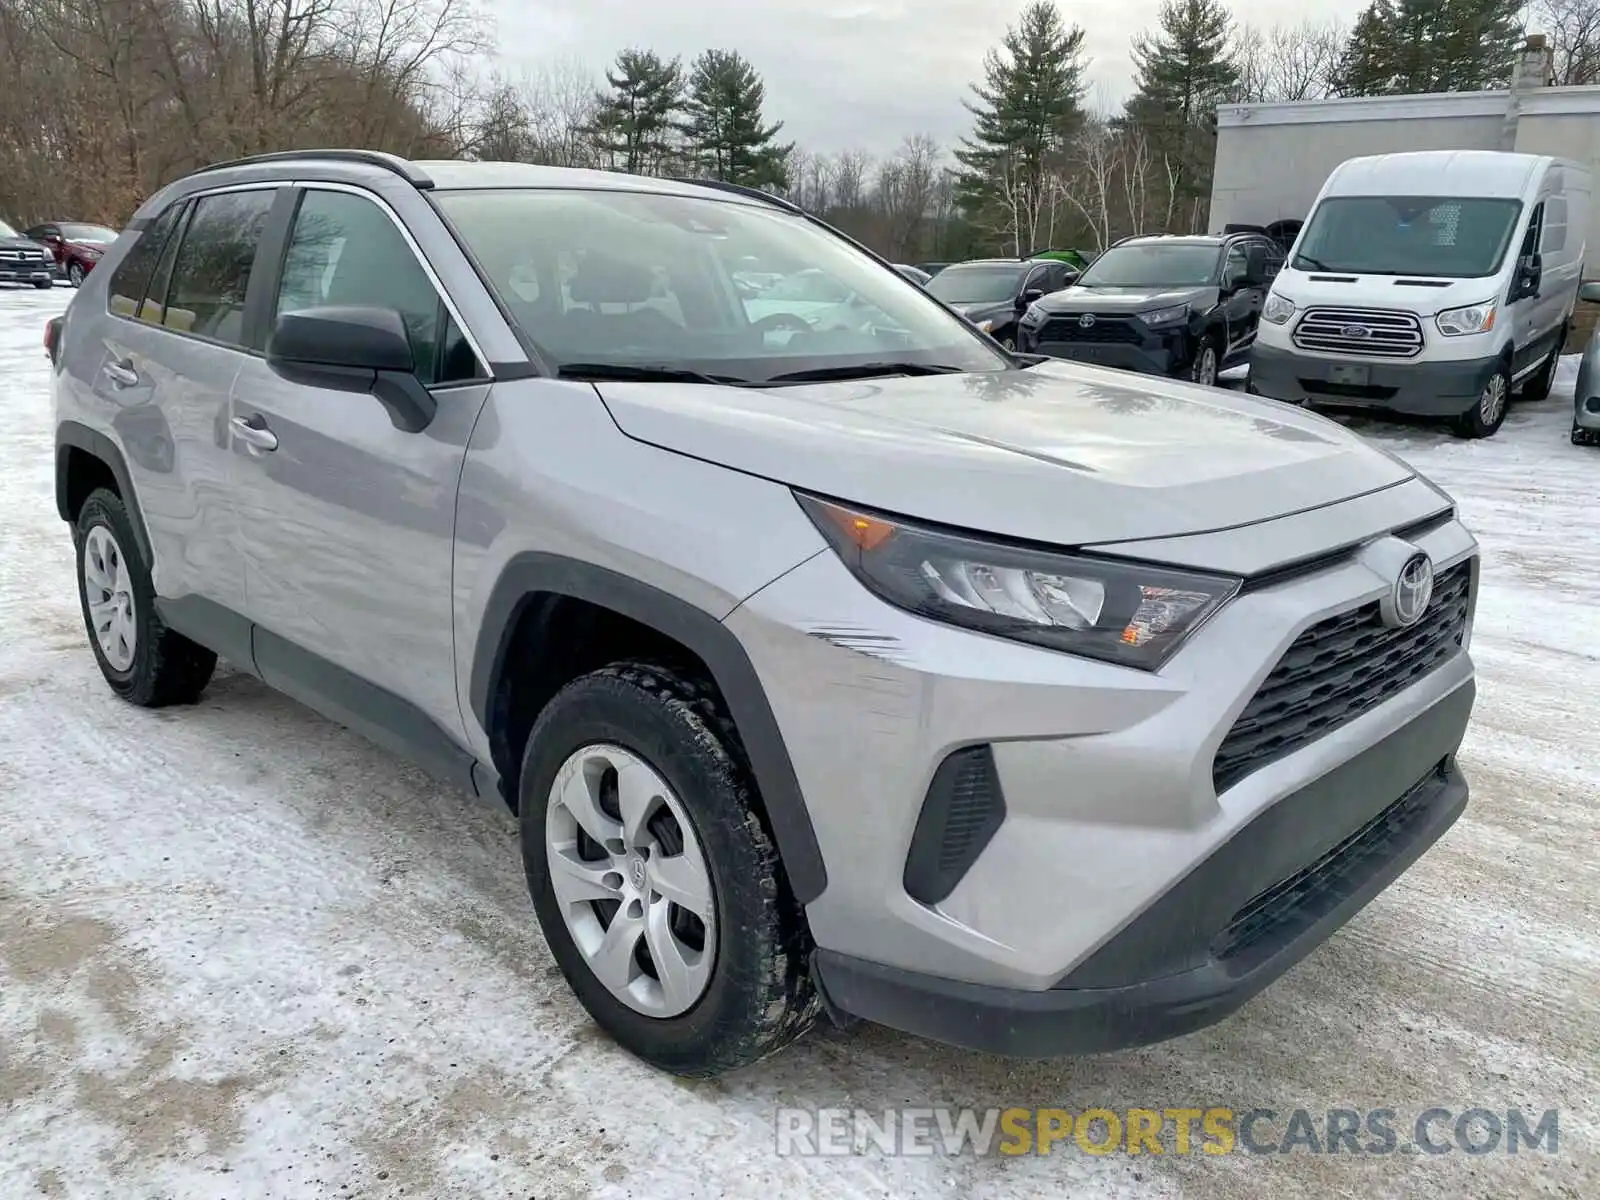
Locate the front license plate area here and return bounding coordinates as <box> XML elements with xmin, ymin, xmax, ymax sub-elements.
<box><xmin>1328</xmin><ymin>362</ymin><xmax>1370</xmax><ymax>386</ymax></box>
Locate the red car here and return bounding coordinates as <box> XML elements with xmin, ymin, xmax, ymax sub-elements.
<box><xmin>23</xmin><ymin>221</ymin><xmax>118</xmax><ymax>287</ymax></box>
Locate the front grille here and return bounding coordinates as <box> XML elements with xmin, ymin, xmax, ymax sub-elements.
<box><xmin>1037</xmin><ymin>316</ymin><xmax>1145</xmax><ymax>345</ymax></box>
<box><xmin>1213</xmin><ymin>560</ymin><xmax>1472</xmax><ymax>792</ymax></box>
<box><xmin>1292</xmin><ymin>306</ymin><xmax>1424</xmax><ymax>358</ymax></box>
<box><xmin>1212</xmin><ymin>760</ymin><xmax>1447</xmax><ymax>961</ymax></box>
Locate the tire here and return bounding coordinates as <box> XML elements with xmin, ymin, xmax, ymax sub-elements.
<box><xmin>73</xmin><ymin>488</ymin><xmax>216</xmax><ymax>706</ymax></box>
<box><xmin>1517</xmin><ymin>339</ymin><xmax>1562</xmax><ymax>401</ymax></box>
<box><xmin>68</xmin><ymin>262</ymin><xmax>85</xmax><ymax>288</ymax></box>
<box><xmin>1452</xmin><ymin>363</ymin><xmax>1511</xmax><ymax>439</ymax></box>
<box><xmin>32</xmin><ymin>279</ymin><xmax>52</xmax><ymax>290</ymax></box>
<box><xmin>1187</xmin><ymin>338</ymin><xmax>1220</xmax><ymax>387</ymax></box>
<box><xmin>519</xmin><ymin>662</ymin><xmax>817</xmax><ymax>1077</ymax></box>
<box><xmin>1574</xmin><ymin>419</ymin><xmax>1600</xmax><ymax>447</ymax></box>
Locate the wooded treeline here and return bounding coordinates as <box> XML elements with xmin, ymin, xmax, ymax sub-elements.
<box><xmin>2</xmin><ymin>0</ymin><xmax>1595</xmax><ymax>263</ymax></box>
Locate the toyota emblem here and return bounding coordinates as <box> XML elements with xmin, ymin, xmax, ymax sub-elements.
<box><xmin>1383</xmin><ymin>553</ymin><xmax>1435</xmax><ymax>628</ymax></box>
<box><xmin>1078</xmin><ymin>313</ymin><xmax>1096</xmax><ymax>328</ymax></box>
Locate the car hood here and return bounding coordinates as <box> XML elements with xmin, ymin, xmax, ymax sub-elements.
<box><xmin>0</xmin><ymin>236</ymin><xmax>49</xmax><ymax>252</ymax></box>
<box><xmin>1269</xmin><ymin>268</ymin><xmax>1500</xmax><ymax>317</ymax></box>
<box><xmin>1038</xmin><ymin>285</ymin><xmax>1212</xmax><ymax>314</ymax></box>
<box><xmin>594</xmin><ymin>360</ymin><xmax>1414</xmax><ymax>547</ymax></box>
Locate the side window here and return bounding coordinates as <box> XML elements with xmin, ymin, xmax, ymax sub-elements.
<box><xmin>137</xmin><ymin>201</ymin><xmax>191</xmax><ymax>326</ymax></box>
<box><xmin>1223</xmin><ymin>244</ymin><xmax>1249</xmax><ymax>284</ymax></box>
<box><xmin>276</xmin><ymin>188</ymin><xmax>481</xmax><ymax>385</ymax></box>
<box><xmin>1541</xmin><ymin>196</ymin><xmax>1567</xmax><ymax>255</ymax></box>
<box><xmin>109</xmin><ymin>203</ymin><xmax>184</xmax><ymax>320</ymax></box>
<box><xmin>164</xmin><ymin>189</ymin><xmax>276</xmax><ymax>346</ymax></box>
<box><xmin>1519</xmin><ymin>202</ymin><xmax>1544</xmax><ymax>260</ymax></box>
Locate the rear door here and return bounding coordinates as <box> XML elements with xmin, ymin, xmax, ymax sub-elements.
<box><xmin>90</xmin><ymin>188</ymin><xmax>280</xmax><ymax>631</ymax></box>
<box><xmin>227</xmin><ymin>183</ymin><xmax>491</xmax><ymax>749</ymax></box>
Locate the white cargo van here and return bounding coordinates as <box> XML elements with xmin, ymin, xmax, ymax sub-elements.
<box><xmin>1249</xmin><ymin>150</ymin><xmax>1591</xmax><ymax>438</ymax></box>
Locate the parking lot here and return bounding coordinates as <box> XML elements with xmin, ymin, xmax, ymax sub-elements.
<box><xmin>1</xmin><ymin>282</ymin><xmax>1596</xmax><ymax>1198</ymax></box>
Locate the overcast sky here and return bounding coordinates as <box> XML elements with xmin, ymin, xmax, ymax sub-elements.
<box><xmin>488</xmin><ymin>0</ymin><xmax>1373</xmax><ymax>157</ymax></box>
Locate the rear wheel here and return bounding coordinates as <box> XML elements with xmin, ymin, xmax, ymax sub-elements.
<box><xmin>32</xmin><ymin>279</ymin><xmax>52</xmax><ymax>290</ymax></box>
<box><xmin>520</xmin><ymin>662</ymin><xmax>817</xmax><ymax>1077</ymax></box>
<box><xmin>1452</xmin><ymin>364</ymin><xmax>1510</xmax><ymax>439</ymax></box>
<box><xmin>68</xmin><ymin>262</ymin><xmax>85</xmax><ymax>288</ymax></box>
<box><xmin>1517</xmin><ymin>338</ymin><xmax>1563</xmax><ymax>401</ymax></box>
<box><xmin>74</xmin><ymin>488</ymin><xmax>216</xmax><ymax>705</ymax></box>
<box><xmin>1574</xmin><ymin>419</ymin><xmax>1600</xmax><ymax>447</ymax></box>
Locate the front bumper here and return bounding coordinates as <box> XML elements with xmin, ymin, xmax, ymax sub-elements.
<box><xmin>1018</xmin><ymin>315</ymin><xmax>1186</xmax><ymax>375</ymax></box>
<box><xmin>1249</xmin><ymin>343</ymin><xmax>1499</xmax><ymax>415</ymax></box>
<box><xmin>727</xmin><ymin>500</ymin><xmax>1477</xmax><ymax>1021</ymax></box>
<box><xmin>0</xmin><ymin>261</ymin><xmax>54</xmax><ymax>284</ymax></box>
<box><xmin>814</xmin><ymin>702</ymin><xmax>1470</xmax><ymax>1055</ymax></box>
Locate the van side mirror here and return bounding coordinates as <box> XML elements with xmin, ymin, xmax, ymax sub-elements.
<box><xmin>1511</xmin><ymin>254</ymin><xmax>1542</xmax><ymax>302</ymax></box>
<box><xmin>267</xmin><ymin>305</ymin><xmax>436</xmax><ymax>433</ymax></box>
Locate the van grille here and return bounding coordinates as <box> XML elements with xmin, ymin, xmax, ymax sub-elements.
<box><xmin>1292</xmin><ymin>307</ymin><xmax>1424</xmax><ymax>358</ymax></box>
<box><xmin>1212</xmin><ymin>559</ymin><xmax>1472</xmax><ymax>793</ymax></box>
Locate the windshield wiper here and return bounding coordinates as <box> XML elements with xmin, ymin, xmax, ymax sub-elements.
<box><xmin>1294</xmin><ymin>255</ymin><xmax>1332</xmax><ymax>271</ymax></box>
<box><xmin>556</xmin><ymin>362</ymin><xmax>748</xmax><ymax>386</ymax></box>
<box><xmin>762</xmin><ymin>361</ymin><xmax>966</xmax><ymax>384</ymax></box>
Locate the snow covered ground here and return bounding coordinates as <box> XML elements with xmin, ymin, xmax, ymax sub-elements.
<box><xmin>2</xmin><ymin>284</ymin><xmax>1596</xmax><ymax>1200</ymax></box>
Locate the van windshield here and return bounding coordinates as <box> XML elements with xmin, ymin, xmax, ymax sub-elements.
<box><xmin>1292</xmin><ymin>196</ymin><xmax>1522</xmax><ymax>278</ymax></box>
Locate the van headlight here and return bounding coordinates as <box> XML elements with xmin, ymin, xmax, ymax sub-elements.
<box><xmin>1262</xmin><ymin>294</ymin><xmax>1296</xmax><ymax>325</ymax></box>
<box><xmin>1435</xmin><ymin>301</ymin><xmax>1496</xmax><ymax>336</ymax></box>
<box><xmin>797</xmin><ymin>494</ymin><xmax>1241</xmax><ymax>670</ymax></box>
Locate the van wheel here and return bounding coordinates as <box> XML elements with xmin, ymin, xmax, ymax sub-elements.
<box><xmin>1452</xmin><ymin>365</ymin><xmax>1510</xmax><ymax>439</ymax></box>
<box><xmin>519</xmin><ymin>662</ymin><xmax>817</xmax><ymax>1077</ymax></box>
<box><xmin>1518</xmin><ymin>341</ymin><xmax>1562</xmax><ymax>401</ymax></box>
<box><xmin>74</xmin><ymin>488</ymin><xmax>217</xmax><ymax>705</ymax></box>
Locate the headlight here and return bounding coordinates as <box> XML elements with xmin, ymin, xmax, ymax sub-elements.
<box><xmin>1436</xmin><ymin>301</ymin><xmax>1496</xmax><ymax>336</ymax></box>
<box><xmin>975</xmin><ymin>318</ymin><xmax>995</xmax><ymax>333</ymax></box>
<box><xmin>1262</xmin><ymin>293</ymin><xmax>1296</xmax><ymax>325</ymax></box>
<box><xmin>1020</xmin><ymin>303</ymin><xmax>1046</xmax><ymax>326</ymax></box>
<box><xmin>1137</xmin><ymin>304</ymin><xmax>1188</xmax><ymax>327</ymax></box>
<box><xmin>796</xmin><ymin>494</ymin><xmax>1241</xmax><ymax>670</ymax></box>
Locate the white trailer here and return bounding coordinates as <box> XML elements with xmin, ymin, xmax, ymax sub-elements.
<box><xmin>1208</xmin><ymin>37</ymin><xmax>1600</xmax><ymax>274</ymax></box>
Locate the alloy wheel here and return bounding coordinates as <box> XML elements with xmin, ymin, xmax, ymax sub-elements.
<box><xmin>1479</xmin><ymin>372</ymin><xmax>1508</xmax><ymax>426</ymax></box>
<box><xmin>1192</xmin><ymin>345</ymin><xmax>1218</xmax><ymax>386</ymax></box>
<box><xmin>83</xmin><ymin>524</ymin><xmax>136</xmax><ymax>671</ymax></box>
<box><xmin>545</xmin><ymin>743</ymin><xmax>716</xmax><ymax>1018</ymax></box>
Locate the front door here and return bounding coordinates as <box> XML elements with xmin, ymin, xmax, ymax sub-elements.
<box><xmin>228</xmin><ymin>184</ymin><xmax>490</xmax><ymax>750</ymax></box>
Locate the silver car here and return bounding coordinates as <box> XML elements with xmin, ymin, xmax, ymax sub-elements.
<box><xmin>1573</xmin><ymin>281</ymin><xmax>1600</xmax><ymax>446</ymax></box>
<box><xmin>49</xmin><ymin>151</ymin><xmax>1479</xmax><ymax>1077</ymax></box>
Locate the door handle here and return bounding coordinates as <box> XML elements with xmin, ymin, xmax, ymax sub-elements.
<box><xmin>103</xmin><ymin>360</ymin><xmax>138</xmax><ymax>387</ymax></box>
<box><xmin>231</xmin><ymin>415</ymin><xmax>278</xmax><ymax>453</ymax></box>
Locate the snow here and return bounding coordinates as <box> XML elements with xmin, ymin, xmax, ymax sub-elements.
<box><xmin>2</xmin><ymin>284</ymin><xmax>1597</xmax><ymax>1199</ymax></box>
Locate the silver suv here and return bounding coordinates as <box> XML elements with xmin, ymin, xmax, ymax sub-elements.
<box><xmin>49</xmin><ymin>151</ymin><xmax>1479</xmax><ymax>1077</ymax></box>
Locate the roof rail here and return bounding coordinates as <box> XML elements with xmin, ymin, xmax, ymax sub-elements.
<box><xmin>666</xmin><ymin>177</ymin><xmax>805</xmax><ymax>214</ymax></box>
<box><xmin>188</xmin><ymin>149</ymin><xmax>434</xmax><ymax>189</ymax></box>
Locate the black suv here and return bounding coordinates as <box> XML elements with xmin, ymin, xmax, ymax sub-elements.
<box><xmin>1017</xmin><ymin>233</ymin><xmax>1281</xmax><ymax>386</ymax></box>
<box><xmin>923</xmin><ymin>258</ymin><xmax>1078</xmax><ymax>350</ymax></box>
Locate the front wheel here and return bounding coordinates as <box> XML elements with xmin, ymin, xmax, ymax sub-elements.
<box><xmin>32</xmin><ymin>279</ymin><xmax>52</xmax><ymax>290</ymax></box>
<box><xmin>1188</xmin><ymin>340</ymin><xmax>1219</xmax><ymax>387</ymax></box>
<box><xmin>520</xmin><ymin>663</ymin><xmax>817</xmax><ymax>1077</ymax></box>
<box><xmin>68</xmin><ymin>262</ymin><xmax>85</xmax><ymax>288</ymax></box>
<box><xmin>1574</xmin><ymin>419</ymin><xmax>1600</xmax><ymax>447</ymax></box>
<box><xmin>1452</xmin><ymin>364</ymin><xmax>1510</xmax><ymax>439</ymax></box>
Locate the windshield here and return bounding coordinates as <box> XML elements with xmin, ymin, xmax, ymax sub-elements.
<box><xmin>0</xmin><ymin>219</ymin><xmax>16</xmax><ymax>238</ymax></box>
<box><xmin>1075</xmin><ymin>244</ymin><xmax>1221</xmax><ymax>288</ymax></box>
<box><xmin>434</xmin><ymin>188</ymin><xmax>1008</xmax><ymax>382</ymax></box>
<box><xmin>60</xmin><ymin>223</ymin><xmax>116</xmax><ymax>243</ymax></box>
<box><xmin>1293</xmin><ymin>196</ymin><xmax>1522</xmax><ymax>277</ymax></box>
<box><xmin>925</xmin><ymin>265</ymin><xmax>1027</xmax><ymax>304</ymax></box>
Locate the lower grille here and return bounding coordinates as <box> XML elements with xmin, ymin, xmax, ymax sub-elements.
<box><xmin>1212</xmin><ymin>760</ymin><xmax>1447</xmax><ymax>962</ymax></box>
<box><xmin>902</xmin><ymin>745</ymin><xmax>1006</xmax><ymax>905</ymax></box>
<box><xmin>1214</xmin><ymin>559</ymin><xmax>1472</xmax><ymax>792</ymax></box>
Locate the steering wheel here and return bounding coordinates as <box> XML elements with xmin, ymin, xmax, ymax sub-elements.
<box><xmin>752</xmin><ymin>312</ymin><xmax>812</xmax><ymax>337</ymax></box>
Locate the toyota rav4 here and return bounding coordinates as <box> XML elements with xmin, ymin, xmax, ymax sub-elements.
<box><xmin>50</xmin><ymin>151</ymin><xmax>1478</xmax><ymax>1077</ymax></box>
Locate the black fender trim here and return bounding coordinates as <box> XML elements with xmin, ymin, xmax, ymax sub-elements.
<box><xmin>469</xmin><ymin>553</ymin><xmax>828</xmax><ymax>904</ymax></box>
<box><xmin>55</xmin><ymin>421</ymin><xmax>153</xmax><ymax>564</ymax></box>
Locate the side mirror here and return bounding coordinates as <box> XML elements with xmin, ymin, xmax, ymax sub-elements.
<box><xmin>1579</xmin><ymin>280</ymin><xmax>1600</xmax><ymax>304</ymax></box>
<box><xmin>1019</xmin><ymin>287</ymin><xmax>1044</xmax><ymax>309</ymax></box>
<box><xmin>1511</xmin><ymin>254</ymin><xmax>1542</xmax><ymax>302</ymax></box>
<box><xmin>1244</xmin><ymin>246</ymin><xmax>1268</xmax><ymax>286</ymax></box>
<box><xmin>266</xmin><ymin>305</ymin><xmax>435</xmax><ymax>433</ymax></box>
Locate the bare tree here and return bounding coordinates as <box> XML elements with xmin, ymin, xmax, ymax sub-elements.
<box><xmin>1533</xmin><ymin>0</ymin><xmax>1600</xmax><ymax>84</ymax></box>
<box><xmin>875</xmin><ymin>134</ymin><xmax>941</xmax><ymax>258</ymax></box>
<box><xmin>1231</xmin><ymin>19</ymin><xmax>1344</xmax><ymax>102</ymax></box>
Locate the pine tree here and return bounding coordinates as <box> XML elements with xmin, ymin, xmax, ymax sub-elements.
<box><xmin>1333</xmin><ymin>0</ymin><xmax>1524</xmax><ymax>96</ymax></box>
<box><xmin>954</xmin><ymin>1</ymin><xmax>1089</xmax><ymax>254</ymax></box>
<box><xmin>1123</xmin><ymin>0</ymin><xmax>1239</xmax><ymax>221</ymax></box>
<box><xmin>590</xmin><ymin>49</ymin><xmax>685</xmax><ymax>175</ymax></box>
<box><xmin>681</xmin><ymin>50</ymin><xmax>792</xmax><ymax>188</ymax></box>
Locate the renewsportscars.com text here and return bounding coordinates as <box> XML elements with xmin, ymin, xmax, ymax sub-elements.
<box><xmin>774</xmin><ymin>1106</ymin><xmax>1560</xmax><ymax>1158</ymax></box>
